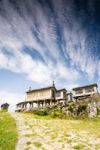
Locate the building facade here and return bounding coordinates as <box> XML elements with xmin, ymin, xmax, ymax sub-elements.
<box><xmin>16</xmin><ymin>83</ymin><xmax>67</xmax><ymax>112</ymax></box>
<box><xmin>16</xmin><ymin>83</ymin><xmax>99</xmax><ymax>112</ymax></box>
<box><xmin>72</xmin><ymin>83</ymin><xmax>98</xmax><ymax>100</ymax></box>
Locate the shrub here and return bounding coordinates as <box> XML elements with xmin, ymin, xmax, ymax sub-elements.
<box><xmin>50</xmin><ymin>108</ymin><xmax>65</xmax><ymax>118</ymax></box>
<box><xmin>68</xmin><ymin>102</ymin><xmax>76</xmax><ymax>113</ymax></box>
<box><xmin>31</xmin><ymin>107</ymin><xmax>66</xmax><ymax>118</ymax></box>
<box><xmin>77</xmin><ymin>103</ymin><xmax>87</xmax><ymax>116</ymax></box>
<box><xmin>97</xmin><ymin>106</ymin><xmax>100</xmax><ymax>115</ymax></box>
<box><xmin>32</xmin><ymin>108</ymin><xmax>49</xmax><ymax>116</ymax></box>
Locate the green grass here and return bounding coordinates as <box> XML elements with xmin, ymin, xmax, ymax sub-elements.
<box><xmin>73</xmin><ymin>144</ymin><xmax>85</xmax><ymax>150</ymax></box>
<box><xmin>0</xmin><ymin>111</ymin><xmax>18</xmax><ymax>150</ymax></box>
<box><xmin>26</xmin><ymin>141</ymin><xmax>32</xmax><ymax>145</ymax></box>
<box><xmin>33</xmin><ymin>141</ymin><xmax>42</xmax><ymax>148</ymax></box>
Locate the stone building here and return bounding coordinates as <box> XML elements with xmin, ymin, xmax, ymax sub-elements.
<box><xmin>16</xmin><ymin>83</ymin><xmax>99</xmax><ymax>112</ymax></box>
<box><xmin>72</xmin><ymin>83</ymin><xmax>98</xmax><ymax>100</ymax></box>
<box><xmin>1</xmin><ymin>103</ymin><xmax>9</xmax><ymax>111</ymax></box>
<box><xmin>16</xmin><ymin>82</ymin><xmax>67</xmax><ymax>112</ymax></box>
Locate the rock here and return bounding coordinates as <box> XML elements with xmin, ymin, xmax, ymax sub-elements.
<box><xmin>87</xmin><ymin>102</ymin><xmax>97</xmax><ymax>118</ymax></box>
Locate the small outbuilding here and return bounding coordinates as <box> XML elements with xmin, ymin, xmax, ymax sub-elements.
<box><xmin>1</xmin><ymin>103</ymin><xmax>9</xmax><ymax>111</ymax></box>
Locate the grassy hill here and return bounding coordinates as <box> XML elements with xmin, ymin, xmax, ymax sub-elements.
<box><xmin>0</xmin><ymin>111</ymin><xmax>18</xmax><ymax>150</ymax></box>
<box><xmin>0</xmin><ymin>111</ymin><xmax>100</xmax><ymax>150</ymax></box>
<box><xmin>12</xmin><ymin>112</ymin><xmax>100</xmax><ymax>150</ymax></box>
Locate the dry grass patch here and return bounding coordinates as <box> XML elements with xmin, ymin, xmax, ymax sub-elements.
<box><xmin>13</xmin><ymin>112</ymin><xmax>100</xmax><ymax>150</ymax></box>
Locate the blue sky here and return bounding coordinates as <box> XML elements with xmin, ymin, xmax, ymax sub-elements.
<box><xmin>0</xmin><ymin>0</ymin><xmax>100</xmax><ymax>111</ymax></box>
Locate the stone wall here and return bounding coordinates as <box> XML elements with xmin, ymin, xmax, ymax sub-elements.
<box><xmin>26</xmin><ymin>89</ymin><xmax>53</xmax><ymax>101</ymax></box>
<box><xmin>57</xmin><ymin>94</ymin><xmax>100</xmax><ymax>118</ymax></box>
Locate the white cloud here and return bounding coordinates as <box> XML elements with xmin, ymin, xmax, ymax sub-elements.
<box><xmin>0</xmin><ymin>0</ymin><xmax>99</xmax><ymax>112</ymax></box>
<box><xmin>0</xmin><ymin>90</ymin><xmax>24</xmax><ymax>112</ymax></box>
<box><xmin>0</xmin><ymin>0</ymin><xmax>99</xmax><ymax>86</ymax></box>
<box><xmin>56</xmin><ymin>63</ymin><xmax>79</xmax><ymax>81</ymax></box>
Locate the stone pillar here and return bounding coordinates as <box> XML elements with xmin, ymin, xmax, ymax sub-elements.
<box><xmin>21</xmin><ymin>104</ymin><xmax>23</xmax><ymax>108</ymax></box>
<box><xmin>30</xmin><ymin>103</ymin><xmax>32</xmax><ymax>108</ymax></box>
<box><xmin>34</xmin><ymin>102</ymin><xmax>37</xmax><ymax>108</ymax></box>
<box><xmin>42</xmin><ymin>101</ymin><xmax>43</xmax><ymax>107</ymax></box>
<box><xmin>44</xmin><ymin>100</ymin><xmax>46</xmax><ymax>107</ymax></box>
<box><xmin>20</xmin><ymin>104</ymin><xmax>22</xmax><ymax>108</ymax></box>
<box><xmin>47</xmin><ymin>101</ymin><xmax>49</xmax><ymax>106</ymax></box>
<box><xmin>23</xmin><ymin>104</ymin><xmax>25</xmax><ymax>109</ymax></box>
<box><xmin>43</xmin><ymin>101</ymin><xmax>45</xmax><ymax>107</ymax></box>
<box><xmin>37</xmin><ymin>102</ymin><xmax>39</xmax><ymax>108</ymax></box>
<box><xmin>25</xmin><ymin>104</ymin><xmax>26</xmax><ymax>108</ymax></box>
<box><xmin>41</xmin><ymin>102</ymin><xmax>43</xmax><ymax>107</ymax></box>
<box><xmin>27</xmin><ymin>103</ymin><xmax>30</xmax><ymax>110</ymax></box>
<box><xmin>32</xmin><ymin>102</ymin><xmax>33</xmax><ymax>108</ymax></box>
<box><xmin>57</xmin><ymin>100</ymin><xmax>59</xmax><ymax>105</ymax></box>
<box><xmin>48</xmin><ymin>101</ymin><xmax>50</xmax><ymax>106</ymax></box>
<box><xmin>25</xmin><ymin>103</ymin><xmax>27</xmax><ymax>109</ymax></box>
<box><xmin>52</xmin><ymin>101</ymin><xmax>54</xmax><ymax>106</ymax></box>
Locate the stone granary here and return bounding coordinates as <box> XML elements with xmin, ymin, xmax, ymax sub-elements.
<box><xmin>16</xmin><ymin>82</ymin><xmax>99</xmax><ymax>112</ymax></box>
<box><xmin>72</xmin><ymin>83</ymin><xmax>98</xmax><ymax>100</ymax></box>
<box><xmin>1</xmin><ymin>103</ymin><xmax>9</xmax><ymax>111</ymax></box>
<box><xmin>16</xmin><ymin>82</ymin><xmax>67</xmax><ymax>112</ymax></box>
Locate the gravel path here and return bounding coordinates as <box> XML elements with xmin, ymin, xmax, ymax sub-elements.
<box><xmin>11</xmin><ymin>113</ymin><xmax>100</xmax><ymax>150</ymax></box>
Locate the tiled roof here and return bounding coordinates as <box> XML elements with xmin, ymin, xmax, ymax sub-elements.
<box><xmin>57</xmin><ymin>88</ymin><xmax>67</xmax><ymax>92</ymax></box>
<box><xmin>26</xmin><ymin>86</ymin><xmax>56</xmax><ymax>93</ymax></box>
<box><xmin>72</xmin><ymin>83</ymin><xmax>98</xmax><ymax>90</ymax></box>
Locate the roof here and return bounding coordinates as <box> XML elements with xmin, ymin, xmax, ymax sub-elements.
<box><xmin>1</xmin><ymin>103</ymin><xmax>9</xmax><ymax>107</ymax></box>
<box><xmin>26</xmin><ymin>86</ymin><xmax>56</xmax><ymax>93</ymax></box>
<box><xmin>16</xmin><ymin>99</ymin><xmax>56</xmax><ymax>105</ymax></box>
<box><xmin>67</xmin><ymin>92</ymin><xmax>72</xmax><ymax>95</ymax></box>
<box><xmin>57</xmin><ymin>88</ymin><xmax>67</xmax><ymax>92</ymax></box>
<box><xmin>72</xmin><ymin>83</ymin><xmax>98</xmax><ymax>90</ymax></box>
<box><xmin>16</xmin><ymin>101</ymin><xmax>27</xmax><ymax>105</ymax></box>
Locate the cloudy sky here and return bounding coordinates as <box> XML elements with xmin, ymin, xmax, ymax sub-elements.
<box><xmin>0</xmin><ymin>0</ymin><xmax>100</xmax><ymax>111</ymax></box>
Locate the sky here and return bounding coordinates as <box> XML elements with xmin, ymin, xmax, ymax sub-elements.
<box><xmin>0</xmin><ymin>0</ymin><xmax>100</xmax><ymax>111</ymax></box>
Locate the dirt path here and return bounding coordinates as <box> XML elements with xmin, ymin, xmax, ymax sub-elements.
<box><xmin>11</xmin><ymin>113</ymin><xmax>100</xmax><ymax>150</ymax></box>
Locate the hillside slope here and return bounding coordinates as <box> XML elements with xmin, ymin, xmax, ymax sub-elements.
<box><xmin>0</xmin><ymin>112</ymin><xmax>18</xmax><ymax>150</ymax></box>
<box><xmin>11</xmin><ymin>113</ymin><xmax>100</xmax><ymax>150</ymax></box>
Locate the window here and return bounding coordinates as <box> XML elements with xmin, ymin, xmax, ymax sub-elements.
<box><xmin>75</xmin><ymin>90</ymin><xmax>83</xmax><ymax>95</ymax></box>
<box><xmin>55</xmin><ymin>91</ymin><xmax>61</xmax><ymax>97</ymax></box>
<box><xmin>85</xmin><ymin>88</ymin><xmax>94</xmax><ymax>93</ymax></box>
